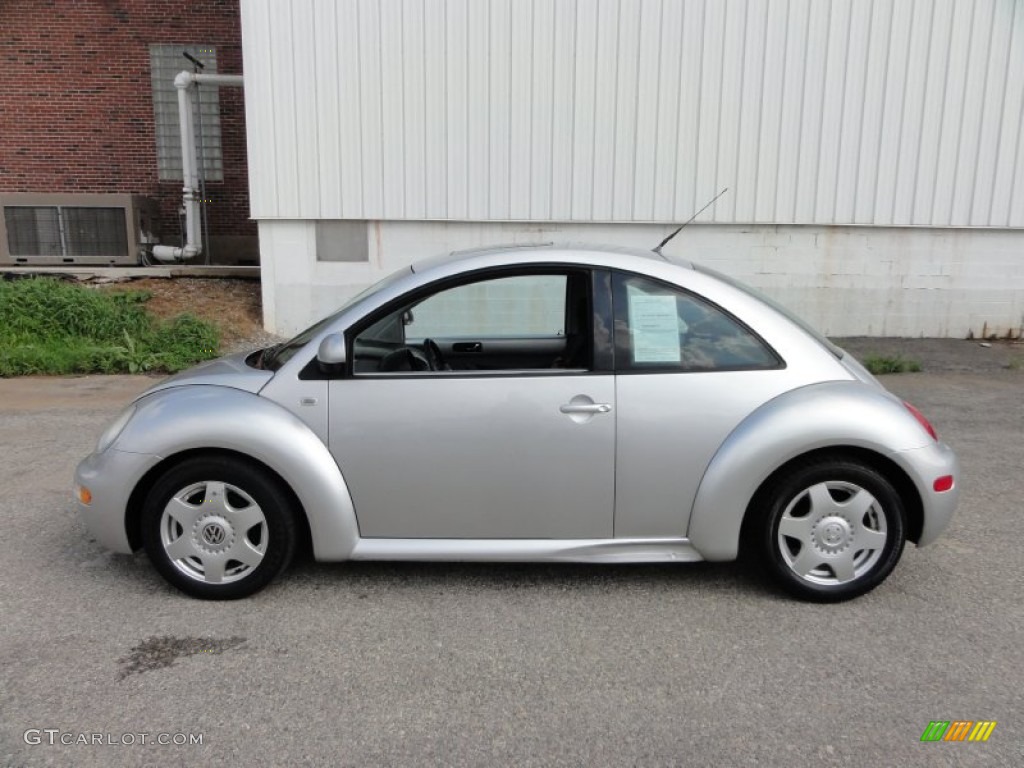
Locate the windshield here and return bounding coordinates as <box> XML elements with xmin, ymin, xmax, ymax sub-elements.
<box><xmin>264</xmin><ymin>267</ymin><xmax>413</xmax><ymax>370</ymax></box>
<box><xmin>694</xmin><ymin>264</ymin><xmax>844</xmax><ymax>359</ymax></box>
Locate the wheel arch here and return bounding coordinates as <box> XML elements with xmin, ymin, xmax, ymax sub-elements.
<box><xmin>113</xmin><ymin>385</ymin><xmax>360</xmax><ymax>561</ymax></box>
<box><xmin>125</xmin><ymin>448</ymin><xmax>313</xmax><ymax>556</ymax></box>
<box><xmin>736</xmin><ymin>447</ymin><xmax>924</xmax><ymax>554</ymax></box>
<box><xmin>686</xmin><ymin>381</ymin><xmax>932</xmax><ymax>561</ymax></box>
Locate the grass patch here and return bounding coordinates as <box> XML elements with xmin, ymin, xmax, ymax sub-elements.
<box><xmin>862</xmin><ymin>354</ymin><xmax>923</xmax><ymax>375</ymax></box>
<box><xmin>0</xmin><ymin>277</ymin><xmax>220</xmax><ymax>376</ymax></box>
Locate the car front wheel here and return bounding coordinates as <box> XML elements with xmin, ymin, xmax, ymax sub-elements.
<box><xmin>754</xmin><ymin>457</ymin><xmax>907</xmax><ymax>602</ymax></box>
<box><xmin>141</xmin><ymin>456</ymin><xmax>297</xmax><ymax>599</ymax></box>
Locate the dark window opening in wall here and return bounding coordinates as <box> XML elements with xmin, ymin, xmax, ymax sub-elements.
<box><xmin>316</xmin><ymin>221</ymin><xmax>370</xmax><ymax>262</ymax></box>
<box><xmin>4</xmin><ymin>207</ymin><xmax>128</xmax><ymax>258</ymax></box>
<box><xmin>150</xmin><ymin>44</ymin><xmax>223</xmax><ymax>182</ymax></box>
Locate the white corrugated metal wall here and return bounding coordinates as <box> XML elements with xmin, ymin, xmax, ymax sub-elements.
<box><xmin>241</xmin><ymin>0</ymin><xmax>1024</xmax><ymax>228</ymax></box>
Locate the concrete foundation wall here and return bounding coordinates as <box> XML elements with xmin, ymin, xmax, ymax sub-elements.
<box><xmin>258</xmin><ymin>220</ymin><xmax>1024</xmax><ymax>340</ymax></box>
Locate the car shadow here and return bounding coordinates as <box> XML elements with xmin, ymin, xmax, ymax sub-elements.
<box><xmin>286</xmin><ymin>557</ymin><xmax>782</xmax><ymax>600</ymax></box>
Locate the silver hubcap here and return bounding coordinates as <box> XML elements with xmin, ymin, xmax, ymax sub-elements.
<box><xmin>160</xmin><ymin>481</ymin><xmax>268</xmax><ymax>584</ymax></box>
<box><xmin>777</xmin><ymin>481</ymin><xmax>888</xmax><ymax>585</ymax></box>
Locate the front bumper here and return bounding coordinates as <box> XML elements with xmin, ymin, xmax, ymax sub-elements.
<box><xmin>890</xmin><ymin>440</ymin><xmax>960</xmax><ymax>547</ymax></box>
<box><xmin>74</xmin><ymin>449</ymin><xmax>163</xmax><ymax>553</ymax></box>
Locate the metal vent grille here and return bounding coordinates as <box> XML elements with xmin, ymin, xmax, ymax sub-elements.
<box><xmin>4</xmin><ymin>206</ymin><xmax>61</xmax><ymax>257</ymax></box>
<box><xmin>64</xmin><ymin>208</ymin><xmax>129</xmax><ymax>257</ymax></box>
<box><xmin>3</xmin><ymin>206</ymin><xmax>128</xmax><ymax>260</ymax></box>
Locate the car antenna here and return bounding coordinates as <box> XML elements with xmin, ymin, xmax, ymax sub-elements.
<box><xmin>652</xmin><ymin>187</ymin><xmax>729</xmax><ymax>256</ymax></box>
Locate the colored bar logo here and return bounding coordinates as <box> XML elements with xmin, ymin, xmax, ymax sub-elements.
<box><xmin>920</xmin><ymin>721</ymin><xmax>997</xmax><ymax>742</ymax></box>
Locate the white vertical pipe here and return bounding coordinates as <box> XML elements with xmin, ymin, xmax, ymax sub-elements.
<box><xmin>176</xmin><ymin>71</ymin><xmax>202</xmax><ymax>255</ymax></box>
<box><xmin>153</xmin><ymin>72</ymin><xmax>244</xmax><ymax>262</ymax></box>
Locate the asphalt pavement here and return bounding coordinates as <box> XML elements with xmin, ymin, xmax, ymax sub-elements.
<box><xmin>0</xmin><ymin>350</ymin><xmax>1021</xmax><ymax>767</ymax></box>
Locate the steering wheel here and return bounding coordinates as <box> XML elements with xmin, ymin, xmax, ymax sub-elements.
<box><xmin>422</xmin><ymin>338</ymin><xmax>448</xmax><ymax>371</ymax></box>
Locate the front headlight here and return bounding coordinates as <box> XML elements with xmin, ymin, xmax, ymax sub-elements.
<box><xmin>96</xmin><ymin>404</ymin><xmax>137</xmax><ymax>453</ymax></box>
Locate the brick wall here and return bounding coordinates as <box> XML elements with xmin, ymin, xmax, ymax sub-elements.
<box><xmin>0</xmin><ymin>0</ymin><xmax>254</xmax><ymax>251</ymax></box>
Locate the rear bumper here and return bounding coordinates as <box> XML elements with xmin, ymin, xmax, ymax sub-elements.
<box><xmin>890</xmin><ymin>440</ymin><xmax>960</xmax><ymax>547</ymax></box>
<box><xmin>74</xmin><ymin>449</ymin><xmax>162</xmax><ymax>553</ymax></box>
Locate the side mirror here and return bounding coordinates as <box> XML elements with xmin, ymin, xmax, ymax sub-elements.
<box><xmin>317</xmin><ymin>333</ymin><xmax>347</xmax><ymax>367</ymax></box>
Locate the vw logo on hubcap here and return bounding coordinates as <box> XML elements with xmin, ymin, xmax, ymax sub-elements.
<box><xmin>823</xmin><ymin>523</ymin><xmax>843</xmax><ymax>544</ymax></box>
<box><xmin>202</xmin><ymin>522</ymin><xmax>226</xmax><ymax>546</ymax></box>
<box><xmin>812</xmin><ymin>515</ymin><xmax>854</xmax><ymax>554</ymax></box>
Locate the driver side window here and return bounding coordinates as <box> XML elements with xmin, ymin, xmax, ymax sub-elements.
<box><xmin>352</xmin><ymin>272</ymin><xmax>591</xmax><ymax>374</ymax></box>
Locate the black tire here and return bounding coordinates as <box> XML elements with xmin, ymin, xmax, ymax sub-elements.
<box><xmin>752</xmin><ymin>457</ymin><xmax>906</xmax><ymax>602</ymax></box>
<box><xmin>141</xmin><ymin>455</ymin><xmax>297</xmax><ymax>600</ymax></box>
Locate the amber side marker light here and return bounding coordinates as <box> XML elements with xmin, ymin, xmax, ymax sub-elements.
<box><xmin>933</xmin><ymin>475</ymin><xmax>955</xmax><ymax>493</ymax></box>
<box><xmin>903</xmin><ymin>401</ymin><xmax>939</xmax><ymax>441</ymax></box>
<box><xmin>77</xmin><ymin>486</ymin><xmax>92</xmax><ymax>505</ymax></box>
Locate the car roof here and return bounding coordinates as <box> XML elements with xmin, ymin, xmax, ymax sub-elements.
<box><xmin>409</xmin><ymin>242</ymin><xmax>696</xmax><ymax>275</ymax></box>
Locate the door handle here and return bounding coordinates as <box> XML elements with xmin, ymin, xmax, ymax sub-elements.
<box><xmin>559</xmin><ymin>403</ymin><xmax>611</xmax><ymax>414</ymax></box>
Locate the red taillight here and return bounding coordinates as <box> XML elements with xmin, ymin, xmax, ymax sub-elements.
<box><xmin>933</xmin><ymin>475</ymin><xmax>954</xmax><ymax>492</ymax></box>
<box><xmin>904</xmin><ymin>401</ymin><xmax>938</xmax><ymax>441</ymax></box>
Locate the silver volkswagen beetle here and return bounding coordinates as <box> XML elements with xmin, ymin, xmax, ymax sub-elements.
<box><xmin>74</xmin><ymin>244</ymin><xmax>959</xmax><ymax>601</ymax></box>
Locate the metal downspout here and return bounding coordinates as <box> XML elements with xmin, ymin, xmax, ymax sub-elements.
<box><xmin>152</xmin><ymin>72</ymin><xmax>244</xmax><ymax>263</ymax></box>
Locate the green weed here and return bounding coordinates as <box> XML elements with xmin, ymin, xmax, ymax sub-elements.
<box><xmin>862</xmin><ymin>354</ymin><xmax>923</xmax><ymax>375</ymax></box>
<box><xmin>0</xmin><ymin>277</ymin><xmax>220</xmax><ymax>376</ymax></box>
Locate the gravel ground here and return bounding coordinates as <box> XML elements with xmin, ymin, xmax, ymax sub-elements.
<box><xmin>835</xmin><ymin>337</ymin><xmax>1024</xmax><ymax>374</ymax></box>
<box><xmin>0</xmin><ymin>344</ymin><xmax>1021</xmax><ymax>767</ymax></box>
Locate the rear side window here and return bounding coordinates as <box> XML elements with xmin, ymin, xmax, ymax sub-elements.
<box><xmin>612</xmin><ymin>273</ymin><xmax>780</xmax><ymax>372</ymax></box>
<box><xmin>693</xmin><ymin>262</ymin><xmax>843</xmax><ymax>359</ymax></box>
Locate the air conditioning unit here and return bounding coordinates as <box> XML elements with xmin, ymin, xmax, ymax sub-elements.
<box><xmin>0</xmin><ymin>193</ymin><xmax>159</xmax><ymax>266</ymax></box>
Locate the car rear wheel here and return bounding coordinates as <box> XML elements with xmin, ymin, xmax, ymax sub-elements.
<box><xmin>141</xmin><ymin>456</ymin><xmax>297</xmax><ymax>599</ymax></box>
<box><xmin>754</xmin><ymin>457</ymin><xmax>906</xmax><ymax>602</ymax></box>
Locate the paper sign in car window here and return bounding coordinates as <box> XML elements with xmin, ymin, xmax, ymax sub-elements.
<box><xmin>628</xmin><ymin>293</ymin><xmax>681</xmax><ymax>363</ymax></box>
